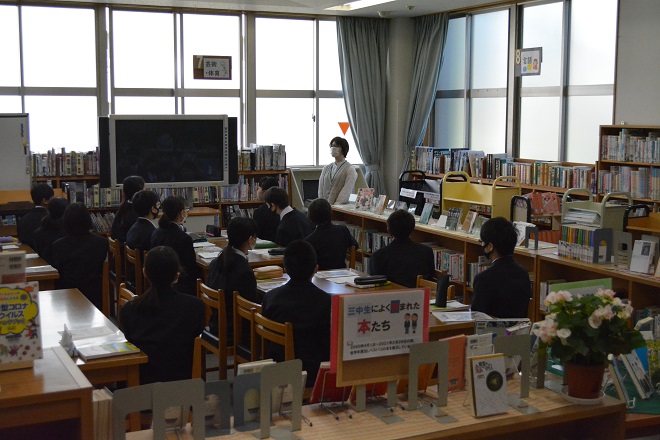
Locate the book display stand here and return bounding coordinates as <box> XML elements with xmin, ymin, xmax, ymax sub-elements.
<box><xmin>406</xmin><ymin>341</ymin><xmax>449</xmax><ymax>411</ymax></box>
<box><xmin>258</xmin><ymin>360</ymin><xmax>304</xmax><ymax>439</ymax></box>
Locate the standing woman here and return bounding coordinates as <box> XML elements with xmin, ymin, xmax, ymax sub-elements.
<box><xmin>207</xmin><ymin>217</ymin><xmax>259</xmax><ymax>340</ymax></box>
<box><xmin>318</xmin><ymin>137</ymin><xmax>358</xmax><ymax>205</ymax></box>
<box><xmin>33</xmin><ymin>197</ymin><xmax>69</xmax><ymax>265</ymax></box>
<box><xmin>52</xmin><ymin>203</ymin><xmax>109</xmax><ymax>310</ymax></box>
<box><xmin>120</xmin><ymin>246</ymin><xmax>204</xmax><ymax>384</ymax></box>
<box><xmin>150</xmin><ymin>195</ymin><xmax>200</xmax><ymax>295</ymax></box>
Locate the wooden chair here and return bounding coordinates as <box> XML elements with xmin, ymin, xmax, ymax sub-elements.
<box><xmin>254</xmin><ymin>311</ymin><xmax>295</xmax><ymax>362</ymax></box>
<box><xmin>117</xmin><ymin>282</ymin><xmax>136</xmax><ymax>321</ymax></box>
<box><xmin>124</xmin><ymin>245</ymin><xmax>145</xmax><ymax>296</ymax></box>
<box><xmin>107</xmin><ymin>237</ymin><xmax>124</xmax><ymax>316</ymax></box>
<box><xmin>416</xmin><ymin>274</ymin><xmax>455</xmax><ymax>301</ymax></box>
<box><xmin>192</xmin><ymin>280</ymin><xmax>233</xmax><ymax>380</ymax></box>
<box><xmin>233</xmin><ymin>292</ymin><xmax>262</xmax><ymax>375</ymax></box>
<box><xmin>348</xmin><ymin>245</ymin><xmax>356</xmax><ymax>269</ymax></box>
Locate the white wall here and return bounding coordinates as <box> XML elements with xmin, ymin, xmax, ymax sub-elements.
<box><xmin>615</xmin><ymin>0</ymin><xmax>660</xmax><ymax>125</ymax></box>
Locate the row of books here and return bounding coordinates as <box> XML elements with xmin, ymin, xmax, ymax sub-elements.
<box><xmin>558</xmin><ymin>225</ymin><xmax>612</xmax><ymax>264</ymax></box>
<box><xmin>466</xmin><ymin>257</ymin><xmax>490</xmax><ymax>287</ymax></box>
<box><xmin>220</xmin><ymin>205</ymin><xmax>256</xmax><ymax>228</ymax></box>
<box><xmin>66</xmin><ymin>183</ymin><xmax>122</xmax><ymax>208</ymax></box>
<box><xmin>598</xmin><ymin>166</ymin><xmax>660</xmax><ymax>200</ymax></box>
<box><xmin>239</xmin><ymin>144</ymin><xmax>286</xmax><ymax>171</ymax></box>
<box><xmin>601</xmin><ymin>131</ymin><xmax>660</xmax><ymax>163</ymax></box>
<box><xmin>31</xmin><ymin>148</ymin><xmax>100</xmax><ymax>177</ymax></box>
<box><xmin>90</xmin><ymin>211</ymin><xmax>115</xmax><ymax>234</ymax></box>
<box><xmin>361</xmin><ymin>229</ymin><xmax>394</xmax><ymax>254</ymax></box>
<box><xmin>428</xmin><ymin>244</ymin><xmax>465</xmax><ymax>282</ymax></box>
<box><xmin>524</xmin><ymin>191</ymin><xmax>561</xmax><ymax>215</ymax></box>
<box><xmin>220</xmin><ymin>174</ymin><xmax>288</xmax><ymax>202</ymax></box>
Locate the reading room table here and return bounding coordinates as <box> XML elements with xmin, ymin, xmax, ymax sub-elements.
<box><xmin>0</xmin><ymin>346</ymin><xmax>93</xmax><ymax>440</ymax></box>
<box><xmin>197</xmin><ymin>247</ymin><xmax>284</xmax><ymax>281</ymax></box>
<box><xmin>39</xmin><ymin>288</ymin><xmax>148</xmax><ymax>430</ymax></box>
<box><xmin>2</xmin><ymin>243</ymin><xmax>60</xmax><ymax>290</ymax></box>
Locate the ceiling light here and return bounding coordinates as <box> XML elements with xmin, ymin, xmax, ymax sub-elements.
<box><xmin>326</xmin><ymin>0</ymin><xmax>396</xmax><ymax>12</ymax></box>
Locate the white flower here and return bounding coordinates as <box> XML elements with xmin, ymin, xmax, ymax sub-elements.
<box><xmin>556</xmin><ymin>328</ymin><xmax>571</xmax><ymax>339</ymax></box>
<box><xmin>588</xmin><ymin>315</ymin><xmax>602</xmax><ymax>329</ymax></box>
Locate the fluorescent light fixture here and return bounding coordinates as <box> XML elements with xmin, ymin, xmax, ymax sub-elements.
<box><xmin>326</xmin><ymin>0</ymin><xmax>396</xmax><ymax>12</ymax></box>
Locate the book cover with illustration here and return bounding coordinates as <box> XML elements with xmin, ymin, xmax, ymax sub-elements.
<box><xmin>0</xmin><ymin>281</ymin><xmax>42</xmax><ymax>370</ymax></box>
<box><xmin>469</xmin><ymin>353</ymin><xmax>509</xmax><ymax>417</ymax></box>
<box><xmin>355</xmin><ymin>188</ymin><xmax>375</xmax><ymax>211</ymax></box>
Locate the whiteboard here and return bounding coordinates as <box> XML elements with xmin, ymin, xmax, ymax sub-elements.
<box><xmin>0</xmin><ymin>114</ymin><xmax>32</xmax><ymax>190</ymax></box>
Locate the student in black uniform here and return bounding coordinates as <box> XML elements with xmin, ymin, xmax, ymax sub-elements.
<box><xmin>304</xmin><ymin>198</ymin><xmax>358</xmax><ymax>270</ymax></box>
<box><xmin>33</xmin><ymin>197</ymin><xmax>69</xmax><ymax>265</ymax></box>
<box><xmin>120</xmin><ymin>246</ymin><xmax>205</xmax><ymax>384</ymax></box>
<box><xmin>369</xmin><ymin>209</ymin><xmax>435</xmax><ymax>288</ymax></box>
<box><xmin>126</xmin><ymin>190</ymin><xmax>160</xmax><ymax>251</ymax></box>
<box><xmin>52</xmin><ymin>202</ymin><xmax>109</xmax><ymax>310</ymax></box>
<box><xmin>110</xmin><ymin>175</ymin><xmax>145</xmax><ymax>242</ymax></box>
<box><xmin>252</xmin><ymin>176</ymin><xmax>280</xmax><ymax>243</ymax></box>
<box><xmin>264</xmin><ymin>186</ymin><xmax>314</xmax><ymax>247</ymax></box>
<box><xmin>150</xmin><ymin>195</ymin><xmax>200</xmax><ymax>295</ymax></box>
<box><xmin>262</xmin><ymin>240</ymin><xmax>331</xmax><ymax>387</ymax></box>
<box><xmin>207</xmin><ymin>217</ymin><xmax>258</xmax><ymax>340</ymax></box>
<box><xmin>471</xmin><ymin>217</ymin><xmax>531</xmax><ymax>318</ymax></box>
<box><xmin>18</xmin><ymin>183</ymin><xmax>54</xmax><ymax>249</ymax></box>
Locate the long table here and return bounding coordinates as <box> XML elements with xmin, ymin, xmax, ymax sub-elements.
<box><xmin>197</xmin><ymin>247</ymin><xmax>284</xmax><ymax>281</ymax></box>
<box><xmin>258</xmin><ymin>273</ymin><xmax>474</xmax><ymax>340</ymax></box>
<box><xmin>39</xmin><ymin>288</ymin><xmax>148</xmax><ymax>430</ymax></box>
<box><xmin>0</xmin><ymin>346</ymin><xmax>93</xmax><ymax>439</ymax></box>
<box><xmin>0</xmin><ymin>243</ymin><xmax>60</xmax><ymax>290</ymax></box>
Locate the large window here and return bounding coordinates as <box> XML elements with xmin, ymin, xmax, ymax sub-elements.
<box><xmin>434</xmin><ymin>0</ymin><xmax>617</xmax><ymax>164</ymax></box>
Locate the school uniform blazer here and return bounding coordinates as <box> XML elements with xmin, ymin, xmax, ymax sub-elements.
<box><xmin>32</xmin><ymin>222</ymin><xmax>66</xmax><ymax>265</ymax></box>
<box><xmin>262</xmin><ymin>278</ymin><xmax>331</xmax><ymax>387</ymax></box>
<box><xmin>17</xmin><ymin>206</ymin><xmax>47</xmax><ymax>249</ymax></box>
<box><xmin>52</xmin><ymin>232</ymin><xmax>109</xmax><ymax>311</ymax></box>
<box><xmin>368</xmin><ymin>238</ymin><xmax>435</xmax><ymax>288</ymax></box>
<box><xmin>471</xmin><ymin>255</ymin><xmax>531</xmax><ymax>319</ymax></box>
<box><xmin>207</xmin><ymin>252</ymin><xmax>258</xmax><ymax>341</ymax></box>
<box><xmin>150</xmin><ymin>223</ymin><xmax>201</xmax><ymax>295</ymax></box>
<box><xmin>304</xmin><ymin>223</ymin><xmax>359</xmax><ymax>270</ymax></box>
<box><xmin>276</xmin><ymin>208</ymin><xmax>314</xmax><ymax>247</ymax></box>
<box><xmin>126</xmin><ymin>217</ymin><xmax>156</xmax><ymax>251</ymax></box>
<box><xmin>253</xmin><ymin>202</ymin><xmax>279</xmax><ymax>243</ymax></box>
<box><xmin>120</xmin><ymin>286</ymin><xmax>205</xmax><ymax>384</ymax></box>
<box><xmin>111</xmin><ymin>201</ymin><xmax>138</xmax><ymax>243</ymax></box>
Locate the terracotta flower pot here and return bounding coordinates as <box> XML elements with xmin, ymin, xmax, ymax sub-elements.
<box><xmin>564</xmin><ymin>361</ymin><xmax>605</xmax><ymax>399</ymax></box>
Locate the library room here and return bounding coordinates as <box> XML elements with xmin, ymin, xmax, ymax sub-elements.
<box><xmin>1</xmin><ymin>0</ymin><xmax>660</xmax><ymax>439</ymax></box>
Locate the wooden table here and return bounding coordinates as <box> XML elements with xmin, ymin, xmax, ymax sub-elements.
<box><xmin>197</xmin><ymin>248</ymin><xmax>284</xmax><ymax>281</ymax></box>
<box><xmin>40</xmin><ymin>288</ymin><xmax>147</xmax><ymax>387</ymax></box>
<box><xmin>1</xmin><ymin>243</ymin><xmax>60</xmax><ymax>290</ymax></box>
<box><xmin>0</xmin><ymin>346</ymin><xmax>93</xmax><ymax>439</ymax></box>
<box><xmin>258</xmin><ymin>273</ymin><xmax>475</xmax><ymax>340</ymax></box>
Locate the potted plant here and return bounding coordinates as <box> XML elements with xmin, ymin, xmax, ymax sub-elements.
<box><xmin>533</xmin><ymin>288</ymin><xmax>645</xmax><ymax>399</ymax></box>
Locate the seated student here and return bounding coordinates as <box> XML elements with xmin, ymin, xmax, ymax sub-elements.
<box><xmin>262</xmin><ymin>240</ymin><xmax>331</xmax><ymax>387</ymax></box>
<box><xmin>264</xmin><ymin>186</ymin><xmax>314</xmax><ymax>247</ymax></box>
<box><xmin>120</xmin><ymin>246</ymin><xmax>205</xmax><ymax>384</ymax></box>
<box><xmin>111</xmin><ymin>175</ymin><xmax>145</xmax><ymax>243</ymax></box>
<box><xmin>207</xmin><ymin>217</ymin><xmax>258</xmax><ymax>340</ymax></box>
<box><xmin>252</xmin><ymin>176</ymin><xmax>280</xmax><ymax>243</ymax></box>
<box><xmin>150</xmin><ymin>195</ymin><xmax>200</xmax><ymax>295</ymax></box>
<box><xmin>368</xmin><ymin>209</ymin><xmax>435</xmax><ymax>288</ymax></box>
<box><xmin>18</xmin><ymin>183</ymin><xmax>55</xmax><ymax>249</ymax></box>
<box><xmin>304</xmin><ymin>198</ymin><xmax>358</xmax><ymax>270</ymax></box>
<box><xmin>52</xmin><ymin>203</ymin><xmax>109</xmax><ymax>310</ymax></box>
<box><xmin>126</xmin><ymin>190</ymin><xmax>160</xmax><ymax>251</ymax></box>
<box><xmin>471</xmin><ymin>217</ymin><xmax>531</xmax><ymax>318</ymax></box>
<box><xmin>33</xmin><ymin>197</ymin><xmax>69</xmax><ymax>265</ymax></box>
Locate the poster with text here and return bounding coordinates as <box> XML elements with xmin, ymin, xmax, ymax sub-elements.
<box><xmin>342</xmin><ymin>289</ymin><xmax>428</xmax><ymax>361</ymax></box>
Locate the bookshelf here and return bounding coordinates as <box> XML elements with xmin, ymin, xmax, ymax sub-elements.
<box><xmin>597</xmin><ymin>125</ymin><xmax>660</xmax><ymax>212</ymax></box>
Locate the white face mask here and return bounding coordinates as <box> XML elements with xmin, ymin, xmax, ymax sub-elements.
<box><xmin>330</xmin><ymin>146</ymin><xmax>342</xmax><ymax>158</ymax></box>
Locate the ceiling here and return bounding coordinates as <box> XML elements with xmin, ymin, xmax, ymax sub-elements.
<box><xmin>90</xmin><ymin>0</ymin><xmax>506</xmax><ymax>18</ymax></box>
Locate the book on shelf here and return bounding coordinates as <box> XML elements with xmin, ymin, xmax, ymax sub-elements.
<box><xmin>76</xmin><ymin>340</ymin><xmax>140</xmax><ymax>361</ymax></box>
<box><xmin>468</xmin><ymin>353</ymin><xmax>509</xmax><ymax>418</ymax></box>
<box><xmin>371</xmin><ymin>194</ymin><xmax>388</xmax><ymax>215</ymax></box>
<box><xmin>607</xmin><ymin>355</ymin><xmax>632</xmax><ymax>406</ymax></box>
<box><xmin>630</xmin><ymin>239</ymin><xmax>655</xmax><ymax>274</ymax></box>
<box><xmin>0</xmin><ymin>280</ymin><xmax>42</xmax><ymax>370</ymax></box>
<box><xmin>439</xmin><ymin>334</ymin><xmax>466</xmax><ymax>392</ymax></box>
<box><xmin>461</xmin><ymin>210</ymin><xmax>478</xmax><ymax>234</ymax></box>
<box><xmin>419</xmin><ymin>202</ymin><xmax>434</xmax><ymax>225</ymax></box>
<box><xmin>619</xmin><ymin>350</ymin><xmax>655</xmax><ymax>400</ymax></box>
<box><xmin>558</xmin><ymin>225</ymin><xmax>612</xmax><ymax>264</ymax></box>
<box><xmin>445</xmin><ymin>207</ymin><xmax>462</xmax><ymax>231</ymax></box>
<box><xmin>355</xmin><ymin>188</ymin><xmax>375</xmax><ymax>211</ymax></box>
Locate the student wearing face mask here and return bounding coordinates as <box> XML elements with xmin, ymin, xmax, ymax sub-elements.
<box><xmin>207</xmin><ymin>217</ymin><xmax>259</xmax><ymax>339</ymax></box>
<box><xmin>150</xmin><ymin>195</ymin><xmax>200</xmax><ymax>295</ymax></box>
<box><xmin>318</xmin><ymin>137</ymin><xmax>358</xmax><ymax>205</ymax></box>
<box><xmin>126</xmin><ymin>190</ymin><xmax>160</xmax><ymax>251</ymax></box>
<box><xmin>471</xmin><ymin>217</ymin><xmax>531</xmax><ymax>318</ymax></box>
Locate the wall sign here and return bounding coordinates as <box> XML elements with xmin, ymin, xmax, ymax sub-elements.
<box><xmin>193</xmin><ymin>55</ymin><xmax>232</xmax><ymax>80</ymax></box>
<box><xmin>515</xmin><ymin>47</ymin><xmax>542</xmax><ymax>76</ymax></box>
